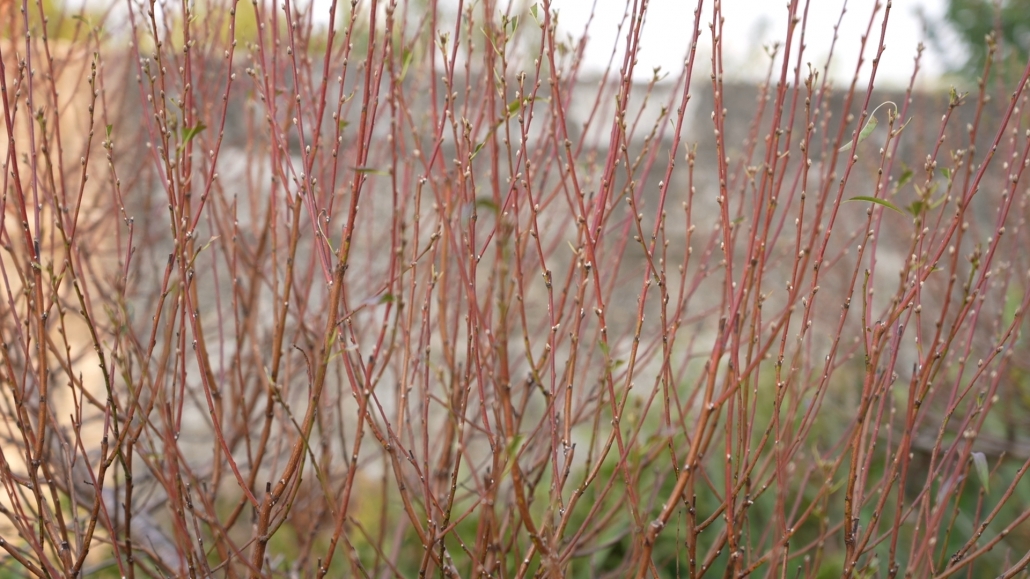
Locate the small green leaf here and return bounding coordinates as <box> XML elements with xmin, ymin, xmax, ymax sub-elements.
<box><xmin>846</xmin><ymin>196</ymin><xmax>904</xmax><ymax>215</ymax></box>
<box><xmin>857</xmin><ymin>115</ymin><xmax>878</xmax><ymax>143</ymax></box>
<box><xmin>105</xmin><ymin>124</ymin><xmax>113</xmax><ymax>138</ymax></box>
<box><xmin>839</xmin><ymin>115</ymin><xmax>877</xmax><ymax>152</ymax></box>
<box><xmin>892</xmin><ymin>117</ymin><xmax>913</xmax><ymax>140</ymax></box>
<box><xmin>896</xmin><ymin>166</ymin><xmax>913</xmax><ymax>189</ymax></box>
<box><xmin>1002</xmin><ymin>286</ymin><xmax>1023</xmax><ymax>332</ymax></box>
<box><xmin>399</xmin><ymin>48</ymin><xmax>413</xmax><ymax>81</ymax></box>
<box><xmin>506</xmin><ymin>434</ymin><xmax>524</xmax><ymax>458</ymax></box>
<box><xmin>181</xmin><ymin>122</ymin><xmax>207</xmax><ymax>146</ymax></box>
<box><xmin>379</xmin><ymin>293</ymin><xmax>395</xmax><ymax>304</ymax></box>
<box><xmin>185</xmin><ymin>236</ymin><xmax>220</xmax><ymax>270</ymax></box>
<box><xmin>351</xmin><ymin>166</ymin><xmax>389</xmax><ymax>176</ymax></box>
<box><xmin>914</xmin><ymin>182</ymin><xmax>935</xmax><ymax>198</ymax></box>
<box><xmin>506</xmin><ymin>96</ymin><xmax>543</xmax><ymax>116</ymax></box>
<box><xmin>470</xmin><ymin>141</ymin><xmax>486</xmax><ymax>160</ymax></box>
<box><xmin>529</xmin><ymin>3</ymin><xmax>539</xmax><ymax>23</ymax></box>
<box><xmin>475</xmin><ymin>196</ymin><xmax>499</xmax><ymax>215</ymax></box>
<box><xmin>972</xmin><ymin>452</ymin><xmax>990</xmax><ymax>493</ymax></box>
<box><xmin>906</xmin><ymin>200</ymin><xmax>925</xmax><ymax>217</ymax></box>
<box><xmin>941</xmin><ymin>167</ymin><xmax>951</xmax><ymax>180</ymax></box>
<box><xmin>948</xmin><ymin>87</ymin><xmax>963</xmax><ymax>107</ymax></box>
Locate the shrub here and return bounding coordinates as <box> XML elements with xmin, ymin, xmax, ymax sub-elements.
<box><xmin>1</xmin><ymin>0</ymin><xmax>1029</xmax><ymax>577</ymax></box>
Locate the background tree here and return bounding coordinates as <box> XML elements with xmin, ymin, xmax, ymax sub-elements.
<box><xmin>926</xmin><ymin>0</ymin><xmax>1030</xmax><ymax>84</ymax></box>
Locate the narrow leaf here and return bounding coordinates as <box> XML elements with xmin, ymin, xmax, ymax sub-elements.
<box><xmin>181</xmin><ymin>122</ymin><xmax>207</xmax><ymax>145</ymax></box>
<box><xmin>893</xmin><ymin>116</ymin><xmax>913</xmax><ymax>139</ymax></box>
<box><xmin>506</xmin><ymin>434</ymin><xmax>524</xmax><ymax>458</ymax></box>
<box><xmin>839</xmin><ymin>115</ymin><xmax>878</xmax><ymax>152</ymax></box>
<box><xmin>846</xmin><ymin>196</ymin><xmax>904</xmax><ymax>215</ymax></box>
<box><xmin>972</xmin><ymin>452</ymin><xmax>990</xmax><ymax>493</ymax></box>
<box><xmin>352</xmin><ymin>166</ymin><xmax>389</xmax><ymax>176</ymax></box>
<box><xmin>906</xmin><ymin>200</ymin><xmax>925</xmax><ymax>217</ymax></box>
<box><xmin>896</xmin><ymin>166</ymin><xmax>913</xmax><ymax>189</ymax></box>
<box><xmin>475</xmin><ymin>196</ymin><xmax>499</xmax><ymax>215</ymax></box>
<box><xmin>400</xmin><ymin>48</ymin><xmax>413</xmax><ymax>81</ymax></box>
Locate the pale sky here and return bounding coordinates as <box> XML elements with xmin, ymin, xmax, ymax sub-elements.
<box><xmin>92</xmin><ymin>0</ymin><xmax>955</xmax><ymax>87</ymax></box>
<box><xmin>558</xmin><ymin>0</ymin><xmax>950</xmax><ymax>87</ymax></box>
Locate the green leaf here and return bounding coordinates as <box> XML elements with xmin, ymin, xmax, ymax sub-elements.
<box><xmin>177</xmin><ymin>122</ymin><xmax>206</xmax><ymax>154</ymax></box>
<box><xmin>470</xmin><ymin>141</ymin><xmax>486</xmax><ymax>160</ymax></box>
<box><xmin>529</xmin><ymin>3</ymin><xmax>539</xmax><ymax>23</ymax></box>
<box><xmin>1002</xmin><ymin>286</ymin><xmax>1023</xmax><ymax>334</ymax></box>
<box><xmin>399</xmin><ymin>48</ymin><xmax>413</xmax><ymax>81</ymax></box>
<box><xmin>839</xmin><ymin>114</ymin><xmax>877</xmax><ymax>152</ymax></box>
<box><xmin>351</xmin><ymin>166</ymin><xmax>389</xmax><ymax>176</ymax></box>
<box><xmin>186</xmin><ymin>236</ymin><xmax>220</xmax><ymax>269</ymax></box>
<box><xmin>906</xmin><ymin>200</ymin><xmax>926</xmax><ymax>217</ymax></box>
<box><xmin>506</xmin><ymin>434</ymin><xmax>524</xmax><ymax>459</ymax></box>
<box><xmin>846</xmin><ymin>196</ymin><xmax>904</xmax><ymax>215</ymax></box>
<box><xmin>972</xmin><ymin>452</ymin><xmax>990</xmax><ymax>493</ymax></box>
<box><xmin>506</xmin><ymin>96</ymin><xmax>543</xmax><ymax>117</ymax></box>
<box><xmin>475</xmin><ymin>196</ymin><xmax>499</xmax><ymax>215</ymax></box>
<box><xmin>896</xmin><ymin>166</ymin><xmax>913</xmax><ymax>189</ymax></box>
<box><xmin>948</xmin><ymin>87</ymin><xmax>964</xmax><ymax>107</ymax></box>
<box><xmin>892</xmin><ymin>117</ymin><xmax>913</xmax><ymax>139</ymax></box>
<box><xmin>181</xmin><ymin>122</ymin><xmax>207</xmax><ymax>146</ymax></box>
<box><xmin>105</xmin><ymin>124</ymin><xmax>113</xmax><ymax>139</ymax></box>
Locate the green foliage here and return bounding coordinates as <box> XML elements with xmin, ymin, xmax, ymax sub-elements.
<box><xmin>929</xmin><ymin>0</ymin><xmax>1030</xmax><ymax>83</ymax></box>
